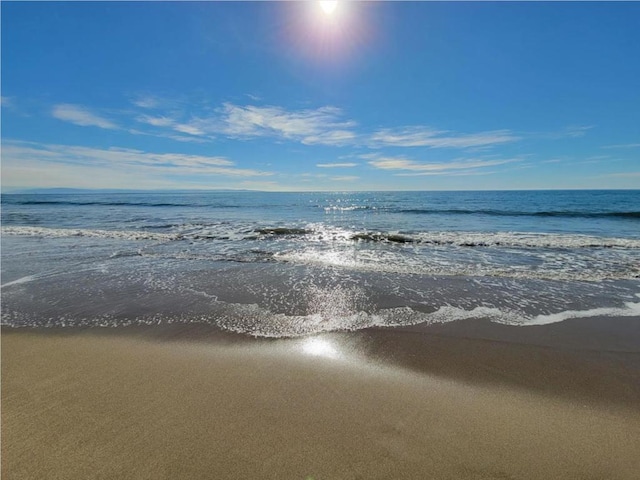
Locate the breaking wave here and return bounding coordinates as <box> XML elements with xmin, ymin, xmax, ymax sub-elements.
<box><xmin>399</xmin><ymin>208</ymin><xmax>640</xmax><ymax>219</ymax></box>
<box><xmin>4</xmin><ymin>225</ymin><xmax>639</xmax><ymax>250</ymax></box>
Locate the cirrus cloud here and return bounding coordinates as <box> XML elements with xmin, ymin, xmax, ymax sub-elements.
<box><xmin>218</xmin><ymin>103</ymin><xmax>357</xmax><ymax>146</ymax></box>
<box><xmin>52</xmin><ymin>104</ymin><xmax>117</xmax><ymax>130</ymax></box>
<box><xmin>367</xmin><ymin>155</ymin><xmax>518</xmax><ymax>176</ymax></box>
<box><xmin>369</xmin><ymin>127</ymin><xmax>519</xmax><ymax>149</ymax></box>
<box><xmin>316</xmin><ymin>162</ymin><xmax>358</xmax><ymax>168</ymax></box>
<box><xmin>1</xmin><ymin>140</ymin><xmax>271</xmax><ymax>191</ymax></box>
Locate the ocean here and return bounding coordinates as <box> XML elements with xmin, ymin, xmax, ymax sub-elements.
<box><xmin>2</xmin><ymin>190</ymin><xmax>639</xmax><ymax>336</ymax></box>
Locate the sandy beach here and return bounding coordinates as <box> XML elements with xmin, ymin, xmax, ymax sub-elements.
<box><xmin>3</xmin><ymin>321</ymin><xmax>640</xmax><ymax>479</ymax></box>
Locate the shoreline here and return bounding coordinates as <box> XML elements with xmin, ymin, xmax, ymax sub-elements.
<box><xmin>3</xmin><ymin>319</ymin><xmax>640</xmax><ymax>478</ymax></box>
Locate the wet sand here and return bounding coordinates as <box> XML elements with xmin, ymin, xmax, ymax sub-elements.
<box><xmin>2</xmin><ymin>321</ymin><xmax>640</xmax><ymax>479</ymax></box>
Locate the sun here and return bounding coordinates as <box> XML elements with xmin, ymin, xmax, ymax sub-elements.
<box><xmin>319</xmin><ymin>1</ymin><xmax>338</xmax><ymax>16</ymax></box>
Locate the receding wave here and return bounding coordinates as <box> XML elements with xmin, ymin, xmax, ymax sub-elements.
<box><xmin>4</xmin><ymin>299</ymin><xmax>639</xmax><ymax>336</ymax></box>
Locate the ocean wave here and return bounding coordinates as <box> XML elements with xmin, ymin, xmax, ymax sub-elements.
<box><xmin>255</xmin><ymin>227</ymin><xmax>311</xmax><ymax>235</ymax></box>
<box><xmin>6</xmin><ymin>200</ymin><xmax>190</xmax><ymax>207</ymax></box>
<box><xmin>3</xmin><ymin>199</ymin><xmax>244</xmax><ymax>208</ymax></box>
<box><xmin>3</xmin><ymin>225</ymin><xmax>640</xmax><ymax>250</ymax></box>
<box><xmin>323</xmin><ymin>205</ymin><xmax>380</xmax><ymax>212</ymax></box>
<box><xmin>273</xmin><ymin>248</ymin><xmax>640</xmax><ymax>281</ymax></box>
<box><xmin>400</xmin><ymin>208</ymin><xmax>640</xmax><ymax>219</ymax></box>
<box><xmin>12</xmin><ymin>196</ymin><xmax>640</xmax><ymax>220</ymax></box>
<box><xmin>1</xmin><ymin>226</ymin><xmax>176</xmax><ymax>241</ymax></box>
<box><xmin>351</xmin><ymin>231</ymin><xmax>640</xmax><ymax>249</ymax></box>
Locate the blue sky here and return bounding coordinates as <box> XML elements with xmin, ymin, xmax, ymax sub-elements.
<box><xmin>2</xmin><ymin>1</ymin><xmax>639</xmax><ymax>191</ymax></box>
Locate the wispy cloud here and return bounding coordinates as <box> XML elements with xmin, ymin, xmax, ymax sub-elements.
<box><xmin>369</xmin><ymin>127</ymin><xmax>519</xmax><ymax>149</ymax></box>
<box><xmin>125</xmin><ymin>97</ymin><xmax>521</xmax><ymax>150</ymax></box>
<box><xmin>601</xmin><ymin>171</ymin><xmax>640</xmax><ymax>178</ymax></box>
<box><xmin>135</xmin><ymin>113</ymin><xmax>212</xmax><ymax>140</ymax></box>
<box><xmin>219</xmin><ymin>103</ymin><xmax>357</xmax><ymax>146</ymax></box>
<box><xmin>173</xmin><ymin>123</ymin><xmax>206</xmax><ymax>136</ymax></box>
<box><xmin>52</xmin><ymin>97</ymin><xmax>526</xmax><ymax>154</ymax></box>
<box><xmin>52</xmin><ymin>104</ymin><xmax>117</xmax><ymax>130</ymax></box>
<box><xmin>562</xmin><ymin>125</ymin><xmax>593</xmax><ymax>138</ymax></box>
<box><xmin>2</xmin><ymin>140</ymin><xmax>270</xmax><ymax>181</ymax></box>
<box><xmin>136</xmin><ymin>114</ymin><xmax>175</xmax><ymax>128</ymax></box>
<box><xmin>331</xmin><ymin>175</ymin><xmax>359</xmax><ymax>181</ymax></box>
<box><xmin>131</xmin><ymin>95</ymin><xmax>161</xmax><ymax>109</ymax></box>
<box><xmin>602</xmin><ymin>143</ymin><xmax>640</xmax><ymax>149</ymax></box>
<box><xmin>316</xmin><ymin>162</ymin><xmax>358</xmax><ymax>168</ymax></box>
<box><xmin>367</xmin><ymin>156</ymin><xmax>516</xmax><ymax>176</ymax></box>
<box><xmin>538</xmin><ymin>125</ymin><xmax>594</xmax><ymax>140</ymax></box>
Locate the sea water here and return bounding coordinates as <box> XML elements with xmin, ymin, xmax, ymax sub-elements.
<box><xmin>1</xmin><ymin>190</ymin><xmax>639</xmax><ymax>336</ymax></box>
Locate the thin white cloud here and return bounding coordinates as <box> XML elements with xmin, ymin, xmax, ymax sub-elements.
<box><xmin>316</xmin><ymin>162</ymin><xmax>358</xmax><ymax>168</ymax></box>
<box><xmin>368</xmin><ymin>156</ymin><xmax>516</xmax><ymax>176</ymax></box>
<box><xmin>136</xmin><ymin>115</ymin><xmax>175</xmax><ymax>127</ymax></box>
<box><xmin>127</xmin><ymin>128</ymin><xmax>209</xmax><ymax>144</ymax></box>
<box><xmin>302</xmin><ymin>130</ymin><xmax>356</xmax><ymax>146</ymax></box>
<box><xmin>395</xmin><ymin>170</ymin><xmax>499</xmax><ymax>177</ymax></box>
<box><xmin>219</xmin><ymin>103</ymin><xmax>357</xmax><ymax>146</ymax></box>
<box><xmin>2</xmin><ymin>141</ymin><xmax>270</xmax><ymax>181</ymax></box>
<box><xmin>173</xmin><ymin>123</ymin><xmax>205</xmax><ymax>136</ymax></box>
<box><xmin>129</xmin><ymin>99</ymin><xmax>360</xmax><ymax>145</ymax></box>
<box><xmin>331</xmin><ymin>175</ymin><xmax>359</xmax><ymax>181</ymax></box>
<box><xmin>52</xmin><ymin>104</ymin><xmax>117</xmax><ymax>129</ymax></box>
<box><xmin>602</xmin><ymin>143</ymin><xmax>640</xmax><ymax>149</ymax></box>
<box><xmin>131</xmin><ymin>95</ymin><xmax>161</xmax><ymax>109</ymax></box>
<box><xmin>369</xmin><ymin>127</ymin><xmax>518</xmax><ymax>149</ymax></box>
<box><xmin>124</xmin><ymin>96</ymin><xmax>526</xmax><ymax>151</ymax></box>
<box><xmin>563</xmin><ymin>125</ymin><xmax>593</xmax><ymax>138</ymax></box>
<box><xmin>49</xmin><ymin>97</ymin><xmax>527</xmax><ymax>155</ymax></box>
<box><xmin>537</xmin><ymin>125</ymin><xmax>595</xmax><ymax>140</ymax></box>
<box><xmin>133</xmin><ymin>116</ymin><xmax>212</xmax><ymax>142</ymax></box>
<box><xmin>166</xmin><ymin>134</ymin><xmax>209</xmax><ymax>144</ymax></box>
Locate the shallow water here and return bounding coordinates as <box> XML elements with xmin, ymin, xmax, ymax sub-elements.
<box><xmin>2</xmin><ymin>190</ymin><xmax>639</xmax><ymax>336</ymax></box>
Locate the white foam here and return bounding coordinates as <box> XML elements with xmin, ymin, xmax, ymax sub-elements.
<box><xmin>2</xmin><ymin>226</ymin><xmax>175</xmax><ymax>241</ymax></box>
<box><xmin>1</xmin><ymin>275</ymin><xmax>38</xmax><ymax>288</ymax></box>
<box><xmin>274</xmin><ymin>246</ymin><xmax>640</xmax><ymax>281</ymax></box>
<box><xmin>213</xmin><ymin>292</ymin><xmax>640</xmax><ymax>336</ymax></box>
<box><xmin>526</xmin><ymin>302</ymin><xmax>640</xmax><ymax>326</ymax></box>
<box><xmin>412</xmin><ymin>231</ymin><xmax>640</xmax><ymax>249</ymax></box>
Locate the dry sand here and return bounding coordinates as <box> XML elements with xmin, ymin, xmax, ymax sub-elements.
<box><xmin>2</xmin><ymin>324</ymin><xmax>640</xmax><ymax>479</ymax></box>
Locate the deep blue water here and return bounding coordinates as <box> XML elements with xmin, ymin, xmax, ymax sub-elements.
<box><xmin>2</xmin><ymin>190</ymin><xmax>639</xmax><ymax>336</ymax></box>
<box><xmin>3</xmin><ymin>190</ymin><xmax>640</xmax><ymax>236</ymax></box>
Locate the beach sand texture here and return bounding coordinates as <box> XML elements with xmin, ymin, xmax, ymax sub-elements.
<box><xmin>2</xmin><ymin>324</ymin><xmax>640</xmax><ymax>479</ymax></box>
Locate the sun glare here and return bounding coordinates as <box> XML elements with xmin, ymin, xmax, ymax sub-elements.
<box><xmin>284</xmin><ymin>0</ymin><xmax>370</xmax><ymax>65</ymax></box>
<box><xmin>301</xmin><ymin>337</ymin><xmax>340</xmax><ymax>359</ymax></box>
<box><xmin>319</xmin><ymin>1</ymin><xmax>338</xmax><ymax>16</ymax></box>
